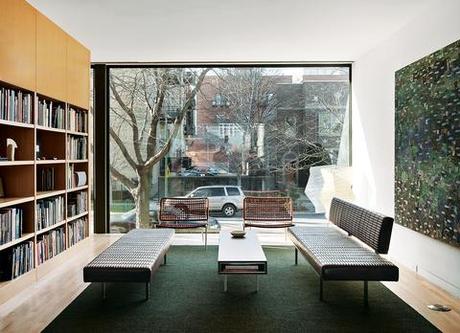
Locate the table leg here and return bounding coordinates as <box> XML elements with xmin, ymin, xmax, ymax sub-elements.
<box><xmin>224</xmin><ymin>275</ymin><xmax>228</xmax><ymax>292</ymax></box>
<box><xmin>256</xmin><ymin>275</ymin><xmax>259</xmax><ymax>292</ymax></box>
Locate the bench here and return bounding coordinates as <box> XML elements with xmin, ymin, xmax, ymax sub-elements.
<box><xmin>288</xmin><ymin>197</ymin><xmax>398</xmax><ymax>305</ymax></box>
<box><xmin>83</xmin><ymin>229</ymin><xmax>174</xmax><ymax>300</ymax></box>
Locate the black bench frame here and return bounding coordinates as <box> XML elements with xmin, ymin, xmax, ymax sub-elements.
<box><xmin>289</xmin><ymin>197</ymin><xmax>399</xmax><ymax>306</ymax></box>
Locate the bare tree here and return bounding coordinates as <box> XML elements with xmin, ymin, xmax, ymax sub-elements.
<box><xmin>110</xmin><ymin>68</ymin><xmax>210</xmax><ymax>228</ymax></box>
<box><xmin>210</xmin><ymin>68</ymin><xmax>282</xmax><ymax>174</ymax></box>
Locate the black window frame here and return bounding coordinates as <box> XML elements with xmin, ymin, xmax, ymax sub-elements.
<box><xmin>92</xmin><ymin>63</ymin><xmax>352</xmax><ymax>233</ymax></box>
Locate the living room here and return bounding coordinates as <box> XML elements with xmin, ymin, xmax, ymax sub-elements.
<box><xmin>0</xmin><ymin>0</ymin><xmax>459</xmax><ymax>332</ymax></box>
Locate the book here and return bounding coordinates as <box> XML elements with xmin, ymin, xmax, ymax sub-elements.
<box><xmin>0</xmin><ymin>241</ymin><xmax>34</xmax><ymax>280</ymax></box>
<box><xmin>67</xmin><ymin>136</ymin><xmax>87</xmax><ymax>160</ymax></box>
<box><xmin>68</xmin><ymin>218</ymin><xmax>87</xmax><ymax>247</ymax></box>
<box><xmin>36</xmin><ymin>196</ymin><xmax>65</xmax><ymax>231</ymax></box>
<box><xmin>36</xmin><ymin>227</ymin><xmax>65</xmax><ymax>264</ymax></box>
<box><xmin>37</xmin><ymin>167</ymin><xmax>56</xmax><ymax>191</ymax></box>
<box><xmin>67</xmin><ymin>191</ymin><xmax>88</xmax><ymax>217</ymax></box>
<box><xmin>0</xmin><ymin>87</ymin><xmax>32</xmax><ymax>124</ymax></box>
<box><xmin>0</xmin><ymin>208</ymin><xmax>23</xmax><ymax>245</ymax></box>
<box><xmin>67</xmin><ymin>107</ymin><xmax>87</xmax><ymax>133</ymax></box>
<box><xmin>37</xmin><ymin>98</ymin><xmax>64</xmax><ymax>129</ymax></box>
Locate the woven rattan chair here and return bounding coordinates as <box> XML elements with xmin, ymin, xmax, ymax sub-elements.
<box><xmin>243</xmin><ymin>196</ymin><xmax>294</xmax><ymax>230</ymax></box>
<box><xmin>157</xmin><ymin>197</ymin><xmax>209</xmax><ymax>249</ymax></box>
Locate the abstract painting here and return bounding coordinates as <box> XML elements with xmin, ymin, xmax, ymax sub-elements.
<box><xmin>395</xmin><ymin>39</ymin><xmax>460</xmax><ymax>247</ymax></box>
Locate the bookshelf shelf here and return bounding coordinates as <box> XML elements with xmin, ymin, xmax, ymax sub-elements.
<box><xmin>36</xmin><ymin>220</ymin><xmax>67</xmax><ymax>236</ymax></box>
<box><xmin>0</xmin><ymin>161</ymin><xmax>35</xmax><ymax>166</ymax></box>
<box><xmin>36</xmin><ymin>125</ymin><xmax>66</xmax><ymax>134</ymax></box>
<box><xmin>36</xmin><ymin>159</ymin><xmax>66</xmax><ymax>165</ymax></box>
<box><xmin>67</xmin><ymin>130</ymin><xmax>88</xmax><ymax>137</ymax></box>
<box><xmin>0</xmin><ymin>233</ymin><xmax>34</xmax><ymax>252</ymax></box>
<box><xmin>0</xmin><ymin>119</ymin><xmax>34</xmax><ymax>129</ymax></box>
<box><xmin>0</xmin><ymin>0</ymin><xmax>90</xmax><ymax>285</ymax></box>
<box><xmin>67</xmin><ymin>159</ymin><xmax>89</xmax><ymax>163</ymax></box>
<box><xmin>0</xmin><ymin>196</ymin><xmax>35</xmax><ymax>209</ymax></box>
<box><xmin>36</xmin><ymin>190</ymin><xmax>66</xmax><ymax>200</ymax></box>
<box><xmin>67</xmin><ymin>185</ymin><xmax>88</xmax><ymax>193</ymax></box>
<box><xmin>67</xmin><ymin>211</ymin><xmax>88</xmax><ymax>222</ymax></box>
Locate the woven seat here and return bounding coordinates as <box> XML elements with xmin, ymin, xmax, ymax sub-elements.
<box><xmin>243</xmin><ymin>196</ymin><xmax>294</xmax><ymax>229</ymax></box>
<box><xmin>157</xmin><ymin>222</ymin><xmax>207</xmax><ymax>229</ymax></box>
<box><xmin>288</xmin><ymin>198</ymin><xmax>398</xmax><ymax>305</ymax></box>
<box><xmin>158</xmin><ymin>197</ymin><xmax>209</xmax><ymax>248</ymax></box>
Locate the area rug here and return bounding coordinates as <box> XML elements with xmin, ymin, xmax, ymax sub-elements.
<box><xmin>45</xmin><ymin>246</ymin><xmax>438</xmax><ymax>332</ymax></box>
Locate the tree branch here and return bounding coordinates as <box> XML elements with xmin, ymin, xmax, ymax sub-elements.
<box><xmin>110</xmin><ymin>75</ymin><xmax>144</xmax><ymax>164</ymax></box>
<box><xmin>144</xmin><ymin>68</ymin><xmax>210</xmax><ymax>168</ymax></box>
<box><xmin>110</xmin><ymin>166</ymin><xmax>136</xmax><ymax>191</ymax></box>
<box><xmin>109</xmin><ymin>127</ymin><xmax>138</xmax><ymax>170</ymax></box>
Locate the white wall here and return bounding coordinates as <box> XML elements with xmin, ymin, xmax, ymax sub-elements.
<box><xmin>352</xmin><ymin>0</ymin><xmax>460</xmax><ymax>296</ymax></box>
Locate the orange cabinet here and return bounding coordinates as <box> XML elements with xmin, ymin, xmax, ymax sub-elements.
<box><xmin>67</xmin><ymin>36</ymin><xmax>90</xmax><ymax>109</ymax></box>
<box><xmin>36</xmin><ymin>12</ymin><xmax>67</xmax><ymax>101</ymax></box>
<box><xmin>0</xmin><ymin>0</ymin><xmax>36</xmax><ymax>90</ymax></box>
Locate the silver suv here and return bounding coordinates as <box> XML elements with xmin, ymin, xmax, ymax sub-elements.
<box><xmin>186</xmin><ymin>185</ymin><xmax>245</xmax><ymax>217</ymax></box>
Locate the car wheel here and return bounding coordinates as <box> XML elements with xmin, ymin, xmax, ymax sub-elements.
<box><xmin>222</xmin><ymin>203</ymin><xmax>236</xmax><ymax>217</ymax></box>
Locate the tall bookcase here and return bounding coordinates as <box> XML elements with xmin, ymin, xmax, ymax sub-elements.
<box><xmin>0</xmin><ymin>0</ymin><xmax>91</xmax><ymax>300</ymax></box>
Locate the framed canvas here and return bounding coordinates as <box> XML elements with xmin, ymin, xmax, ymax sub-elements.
<box><xmin>395</xmin><ymin>39</ymin><xmax>460</xmax><ymax>247</ymax></box>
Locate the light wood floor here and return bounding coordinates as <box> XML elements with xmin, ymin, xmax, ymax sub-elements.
<box><xmin>0</xmin><ymin>233</ymin><xmax>458</xmax><ymax>333</ymax></box>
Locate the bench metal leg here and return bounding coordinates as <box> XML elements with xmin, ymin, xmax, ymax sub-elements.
<box><xmin>224</xmin><ymin>275</ymin><xmax>228</xmax><ymax>292</ymax></box>
<box><xmin>204</xmin><ymin>227</ymin><xmax>208</xmax><ymax>251</ymax></box>
<box><xmin>163</xmin><ymin>254</ymin><xmax>167</xmax><ymax>265</ymax></box>
<box><xmin>146</xmin><ymin>282</ymin><xmax>150</xmax><ymax>300</ymax></box>
<box><xmin>364</xmin><ymin>281</ymin><xmax>368</xmax><ymax>307</ymax></box>
<box><xmin>102</xmin><ymin>282</ymin><xmax>106</xmax><ymax>300</ymax></box>
<box><xmin>295</xmin><ymin>248</ymin><xmax>298</xmax><ymax>265</ymax></box>
<box><xmin>319</xmin><ymin>278</ymin><xmax>323</xmax><ymax>301</ymax></box>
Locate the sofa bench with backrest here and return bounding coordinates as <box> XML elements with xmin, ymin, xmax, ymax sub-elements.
<box><xmin>288</xmin><ymin>197</ymin><xmax>398</xmax><ymax>305</ymax></box>
<box><xmin>83</xmin><ymin>228</ymin><xmax>174</xmax><ymax>300</ymax></box>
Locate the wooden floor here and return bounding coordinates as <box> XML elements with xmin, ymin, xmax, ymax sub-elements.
<box><xmin>0</xmin><ymin>234</ymin><xmax>458</xmax><ymax>333</ymax></box>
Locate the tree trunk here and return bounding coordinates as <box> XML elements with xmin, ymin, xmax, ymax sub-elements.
<box><xmin>135</xmin><ymin>168</ymin><xmax>153</xmax><ymax>229</ymax></box>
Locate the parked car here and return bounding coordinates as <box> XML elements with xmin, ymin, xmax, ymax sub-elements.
<box><xmin>185</xmin><ymin>185</ymin><xmax>245</xmax><ymax>217</ymax></box>
<box><xmin>110</xmin><ymin>201</ymin><xmax>158</xmax><ymax>233</ymax></box>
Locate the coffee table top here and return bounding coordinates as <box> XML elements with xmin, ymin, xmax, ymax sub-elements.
<box><xmin>218</xmin><ymin>230</ymin><xmax>267</xmax><ymax>263</ymax></box>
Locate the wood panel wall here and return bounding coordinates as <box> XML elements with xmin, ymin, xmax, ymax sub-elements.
<box><xmin>0</xmin><ymin>0</ymin><xmax>90</xmax><ymax>108</ymax></box>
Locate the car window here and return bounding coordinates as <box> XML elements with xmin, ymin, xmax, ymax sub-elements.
<box><xmin>226</xmin><ymin>187</ymin><xmax>241</xmax><ymax>196</ymax></box>
<box><xmin>208</xmin><ymin>188</ymin><xmax>225</xmax><ymax>196</ymax></box>
<box><xmin>192</xmin><ymin>189</ymin><xmax>208</xmax><ymax>197</ymax></box>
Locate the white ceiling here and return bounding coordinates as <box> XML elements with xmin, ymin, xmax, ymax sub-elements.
<box><xmin>27</xmin><ymin>0</ymin><xmax>436</xmax><ymax>63</ymax></box>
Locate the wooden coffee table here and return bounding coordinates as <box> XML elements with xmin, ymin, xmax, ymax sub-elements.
<box><xmin>218</xmin><ymin>230</ymin><xmax>267</xmax><ymax>292</ymax></box>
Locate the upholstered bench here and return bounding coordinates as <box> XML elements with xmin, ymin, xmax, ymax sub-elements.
<box><xmin>83</xmin><ymin>229</ymin><xmax>174</xmax><ymax>300</ymax></box>
<box><xmin>288</xmin><ymin>197</ymin><xmax>399</xmax><ymax>305</ymax></box>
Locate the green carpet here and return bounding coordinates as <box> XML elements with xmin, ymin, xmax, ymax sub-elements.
<box><xmin>45</xmin><ymin>246</ymin><xmax>438</xmax><ymax>333</ymax></box>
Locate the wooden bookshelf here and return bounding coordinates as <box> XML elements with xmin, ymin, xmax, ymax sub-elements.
<box><xmin>0</xmin><ymin>0</ymin><xmax>91</xmax><ymax>283</ymax></box>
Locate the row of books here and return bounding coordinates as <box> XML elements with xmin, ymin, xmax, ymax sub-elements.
<box><xmin>37</xmin><ymin>227</ymin><xmax>65</xmax><ymax>265</ymax></box>
<box><xmin>0</xmin><ymin>88</ymin><xmax>33</xmax><ymax>124</ymax></box>
<box><xmin>67</xmin><ymin>191</ymin><xmax>88</xmax><ymax>217</ymax></box>
<box><xmin>37</xmin><ymin>167</ymin><xmax>56</xmax><ymax>191</ymax></box>
<box><xmin>68</xmin><ymin>218</ymin><xmax>87</xmax><ymax>247</ymax></box>
<box><xmin>37</xmin><ymin>99</ymin><xmax>65</xmax><ymax>129</ymax></box>
<box><xmin>0</xmin><ymin>241</ymin><xmax>34</xmax><ymax>280</ymax></box>
<box><xmin>67</xmin><ymin>136</ymin><xmax>87</xmax><ymax>160</ymax></box>
<box><xmin>68</xmin><ymin>107</ymin><xmax>88</xmax><ymax>133</ymax></box>
<box><xmin>36</xmin><ymin>197</ymin><xmax>65</xmax><ymax>231</ymax></box>
<box><xmin>0</xmin><ymin>208</ymin><xmax>23</xmax><ymax>245</ymax></box>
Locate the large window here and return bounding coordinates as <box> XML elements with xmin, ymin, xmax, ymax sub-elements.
<box><xmin>108</xmin><ymin>66</ymin><xmax>350</xmax><ymax>232</ymax></box>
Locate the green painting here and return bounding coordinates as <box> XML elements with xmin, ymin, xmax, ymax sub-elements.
<box><xmin>395</xmin><ymin>39</ymin><xmax>460</xmax><ymax>247</ymax></box>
